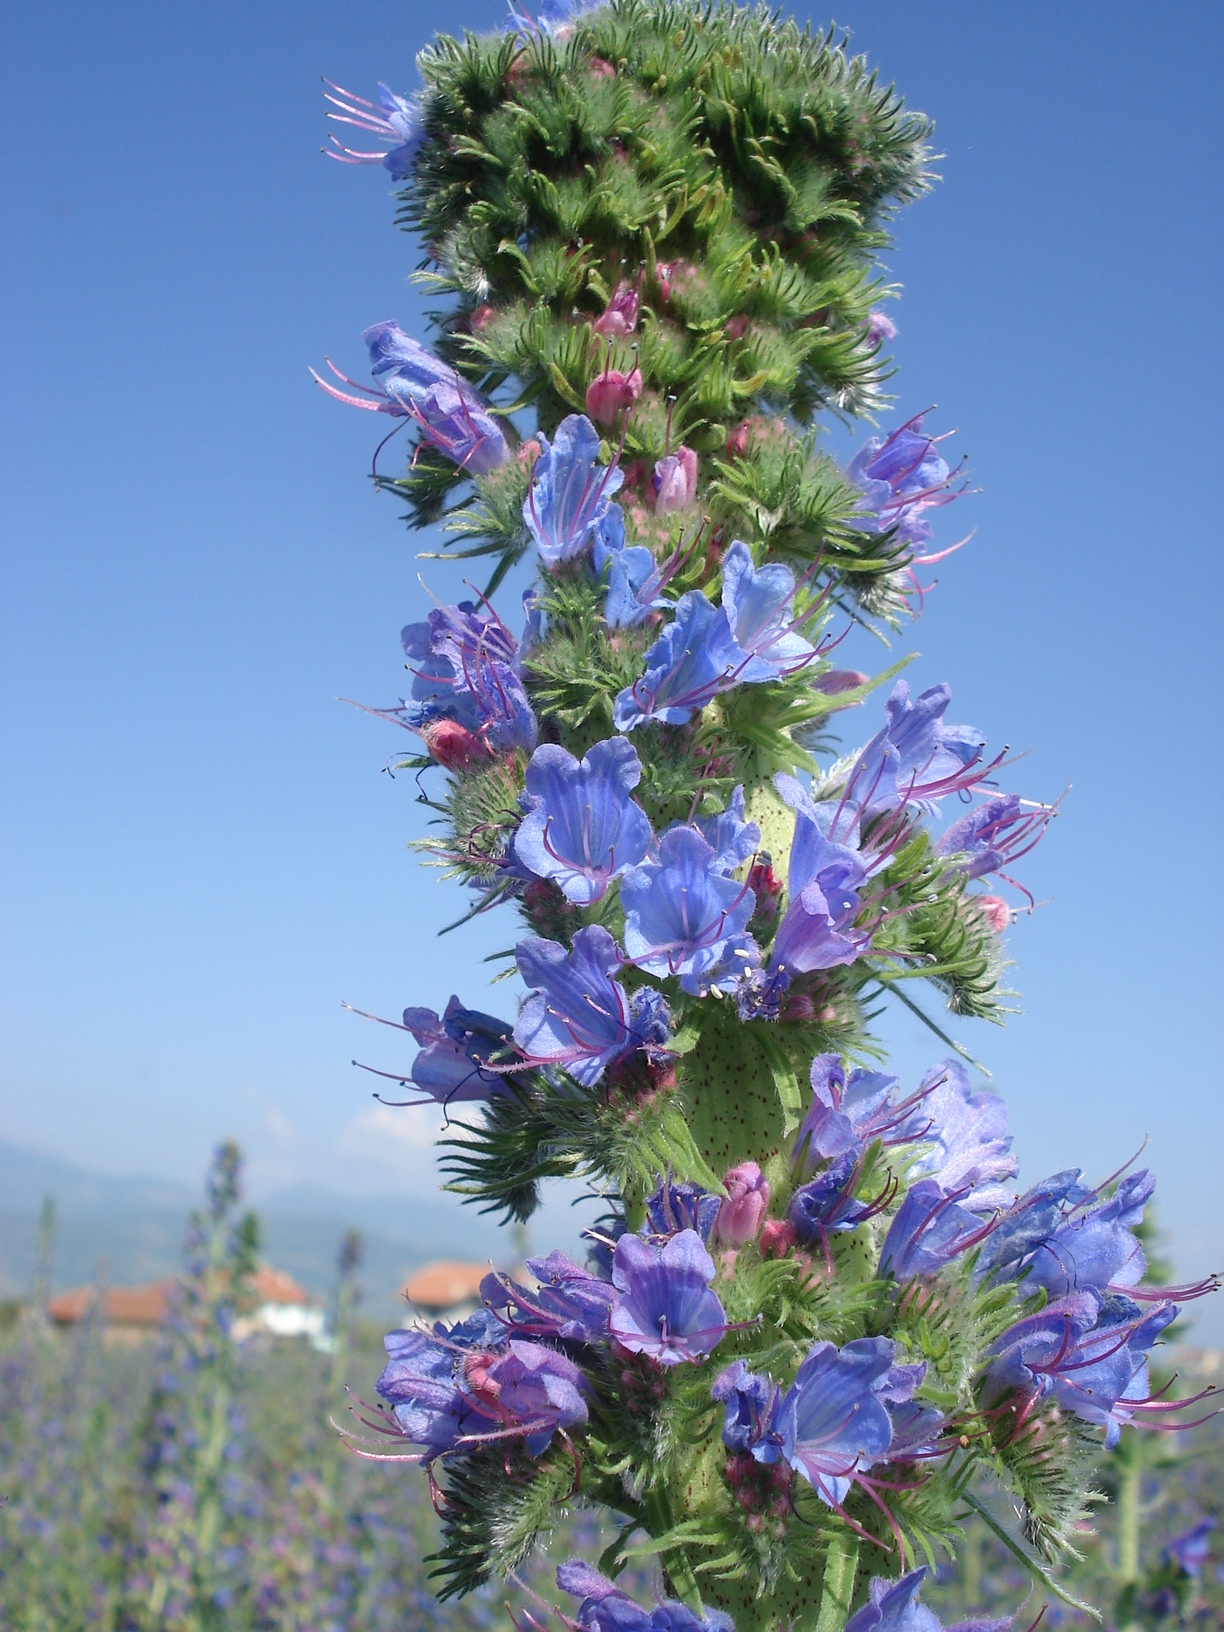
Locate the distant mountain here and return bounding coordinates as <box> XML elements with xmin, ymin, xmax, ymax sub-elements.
<box><xmin>0</xmin><ymin>1140</ymin><xmax>508</xmax><ymax>1319</ymax></box>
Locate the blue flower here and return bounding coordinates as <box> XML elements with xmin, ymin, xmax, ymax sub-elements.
<box><xmin>1019</xmin><ymin>1170</ymin><xmax>1155</xmax><ymax>1298</ymax></box>
<box><xmin>620</xmin><ymin>824</ymin><xmax>759</xmax><ymax>996</ymax></box>
<box><xmin>609</xmin><ymin>1229</ymin><xmax>728</xmax><ymax>1366</ymax></box>
<box><xmin>349</xmin><ymin>322</ymin><xmax>511</xmax><ymax>474</ymax></box>
<box><xmin>557</xmin><ymin>1561</ymin><xmax>733</xmax><ymax>1632</ymax></box>
<box><xmin>936</xmin><ymin>793</ymin><xmax>1052</xmax><ymax>883</ymax></box>
<box><xmin>846</xmin><ymin>1569</ymin><xmax>1010</xmax><ymax>1632</ymax></box>
<box><xmin>796</xmin><ymin>1055</ymin><xmax>921</xmax><ymax>1168</ymax></box>
<box><xmin>514</xmin><ymin>925</ymin><xmax>666</xmax><ymax>1087</ymax></box>
<box><xmin>776</xmin><ymin>1337</ymin><xmax>899</xmax><ymax>1506</ymax></box>
<box><xmin>398</xmin><ymin>998</ymin><xmax>514</xmax><ymax>1104</ymax></box>
<box><xmin>984</xmin><ymin>1290</ymin><xmax>1177</xmax><ymax>1448</ymax></box>
<box><xmin>478</xmin><ymin>1340</ymin><xmax>589</xmax><ymax>1456</ymax></box>
<box><xmin>507</xmin><ymin>0</ymin><xmax>606</xmax><ymax>40</ymax></box>
<box><xmin>695</xmin><ymin>785</ymin><xmax>761</xmax><ymax>876</ymax></box>
<box><xmin>712</xmin><ymin>1359</ymin><xmax>784</xmax><ymax>1464</ymax></box>
<box><xmin>613</xmin><ymin>591</ymin><xmax>745</xmax><ymax>730</ymax></box>
<box><xmin>846</xmin><ymin>413</ymin><xmax>963</xmax><ymax>549</ymax></box>
<box><xmin>644</xmin><ymin>1178</ymin><xmax>721</xmax><ymax>1242</ymax></box>
<box><xmin>720</xmin><ymin>540</ymin><xmax>816</xmax><ymax>679</ymax></box>
<box><xmin>878</xmin><ymin>1180</ymin><xmax>990</xmax><ymax>1280</ymax></box>
<box><xmin>847</xmin><ymin>681</ymin><xmax>985</xmax><ymax>817</ymax></box>
<box><xmin>523</xmin><ymin>415</ymin><xmax>625</xmax><ymax>565</ymax></box>
<box><xmin>483</xmin><ymin>1250</ymin><xmax>616</xmax><ymax>1343</ymax></box>
<box><xmin>377</xmin><ymin>1320</ymin><xmax>489</xmax><ymax>1458</ymax></box>
<box><xmin>789</xmin><ymin>1151</ymin><xmax>879</xmax><ymax>1241</ymax></box>
<box><xmin>592</xmin><ymin>505</ymin><xmax>669</xmax><ymax>627</ymax></box>
<box><xmin>514</xmin><ymin>738</ymin><xmax>653</xmax><ymax>906</ymax></box>
<box><xmin>324</xmin><ymin>83</ymin><xmax>425</xmax><ymax>180</ymax></box>
<box><xmin>972</xmin><ymin>1169</ymin><xmax>1095</xmax><ymax>1286</ymax></box>
<box><xmin>903</xmin><ymin>1060</ymin><xmax>1017</xmax><ymax>1211</ymax></box>
<box><xmin>769</xmin><ymin>775</ymin><xmax>871</xmax><ymax>974</ymax></box>
<box><xmin>399</xmin><ymin>602</ymin><xmax>537</xmax><ymax>754</ymax></box>
<box><xmin>1165</xmin><ymin>1519</ymin><xmax>1215</xmax><ymax>1578</ymax></box>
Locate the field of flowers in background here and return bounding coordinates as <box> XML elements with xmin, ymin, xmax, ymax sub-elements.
<box><xmin>0</xmin><ymin>1145</ymin><xmax>1219</xmax><ymax>1631</ymax></box>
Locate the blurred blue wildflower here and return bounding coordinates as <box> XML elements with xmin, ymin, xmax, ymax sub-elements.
<box><xmin>324</xmin><ymin>83</ymin><xmax>425</xmax><ymax>179</ymax></box>
<box><xmin>557</xmin><ymin>1560</ymin><xmax>733</xmax><ymax>1632</ymax></box>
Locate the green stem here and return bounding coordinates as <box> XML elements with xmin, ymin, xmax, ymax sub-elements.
<box><xmin>815</xmin><ymin>1532</ymin><xmax>860</xmax><ymax>1632</ymax></box>
<box><xmin>961</xmin><ymin>1492</ymin><xmax>1102</xmax><ymax>1623</ymax></box>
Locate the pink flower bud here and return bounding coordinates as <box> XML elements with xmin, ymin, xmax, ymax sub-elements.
<box><xmin>469</xmin><ymin>303</ymin><xmax>496</xmax><ymax>332</ymax></box>
<box><xmin>976</xmin><ymin>894</ymin><xmax>1013</xmax><ymax>933</ymax></box>
<box><xmin>725</xmin><ymin>315</ymin><xmax>751</xmax><ymax>342</ymax></box>
<box><xmin>759</xmin><ymin>1219</ymin><xmax>796</xmax><ymax>1260</ymax></box>
<box><xmin>651</xmin><ymin>445</ymin><xmax>698</xmax><ymax>513</ymax></box>
<box><xmin>714</xmin><ymin>1162</ymin><xmax>770</xmax><ymax>1247</ymax></box>
<box><xmin>422</xmin><ymin>719</ymin><xmax>490</xmax><ymax>771</ymax></box>
<box><xmin>588</xmin><ymin>56</ymin><xmax>616</xmax><ymax>78</ymax></box>
<box><xmin>593</xmin><ymin>284</ymin><xmax>639</xmax><ymax>338</ymax></box>
<box><xmin>585</xmin><ymin>366</ymin><xmax>643</xmax><ymax>424</ymax></box>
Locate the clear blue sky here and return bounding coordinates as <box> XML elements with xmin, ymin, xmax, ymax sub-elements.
<box><xmin>1</xmin><ymin>2</ymin><xmax>1220</xmax><ymax>1332</ymax></box>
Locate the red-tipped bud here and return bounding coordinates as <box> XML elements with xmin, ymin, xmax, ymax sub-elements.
<box><xmin>759</xmin><ymin>1219</ymin><xmax>796</xmax><ymax>1260</ymax></box>
<box><xmin>593</xmin><ymin>283</ymin><xmax>639</xmax><ymax>338</ymax></box>
<box><xmin>588</xmin><ymin>56</ymin><xmax>616</xmax><ymax>78</ymax></box>
<box><xmin>585</xmin><ymin>366</ymin><xmax>643</xmax><ymax>424</ymax></box>
<box><xmin>470</xmin><ymin>303</ymin><xmax>496</xmax><ymax>332</ymax></box>
<box><xmin>652</xmin><ymin>445</ymin><xmax>698</xmax><ymax>513</ymax></box>
<box><xmin>714</xmin><ymin>1162</ymin><xmax>770</xmax><ymax>1247</ymax></box>
<box><xmin>725</xmin><ymin>315</ymin><xmax>751</xmax><ymax>342</ymax></box>
<box><xmin>422</xmin><ymin>720</ymin><xmax>490</xmax><ymax>771</ymax></box>
<box><xmin>814</xmin><ymin>669</ymin><xmax>869</xmax><ymax>695</ymax></box>
<box><xmin>976</xmin><ymin>894</ymin><xmax>1013</xmax><ymax>933</ymax></box>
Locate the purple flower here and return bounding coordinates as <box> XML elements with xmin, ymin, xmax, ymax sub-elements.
<box><xmin>797</xmin><ymin>1055</ymin><xmax>922</xmax><ymax>1168</ymax></box>
<box><xmin>474</xmin><ymin>1340</ymin><xmax>589</xmax><ymax>1456</ymax></box>
<box><xmin>713</xmin><ymin>1163</ymin><xmax>770</xmax><ymax>1247</ymax></box>
<box><xmin>324</xmin><ymin>82</ymin><xmax>425</xmax><ymax>179</ymax></box>
<box><xmin>644</xmin><ymin>1178</ymin><xmax>721</xmax><ymax>1242</ymax></box>
<box><xmin>652</xmin><ymin>447</ymin><xmax>698</xmax><ymax>513</ymax></box>
<box><xmin>984</xmin><ymin>1290</ymin><xmax>1177</xmax><ymax>1448</ymax></box>
<box><xmin>483</xmin><ymin>1250</ymin><xmax>615</xmax><ymax>1343</ymax></box>
<box><xmin>712</xmin><ymin>1359</ymin><xmax>784</xmax><ymax>1463</ymax></box>
<box><xmin>777</xmin><ymin>1337</ymin><xmax>900</xmax><ymax>1505</ymax></box>
<box><xmin>592</xmin><ymin>506</ymin><xmax>669</xmax><ymax>628</ymax></box>
<box><xmin>514</xmin><ymin>925</ymin><xmax>666</xmax><ymax>1087</ymax></box>
<box><xmin>557</xmin><ymin>1561</ymin><xmax>733</xmax><ymax>1632</ymax></box>
<box><xmin>513</xmin><ymin>738</ymin><xmax>653</xmax><ymax>905</ymax></box>
<box><xmin>719</xmin><ymin>540</ymin><xmax>816</xmax><ymax>679</ymax></box>
<box><xmin>1166</xmin><ymin>1519</ymin><xmax>1214</xmax><ymax>1578</ymax></box>
<box><xmin>789</xmin><ymin>1151</ymin><xmax>879</xmax><ymax>1242</ymax></box>
<box><xmin>507</xmin><ymin>0</ymin><xmax>605</xmax><ymax>40</ymax></box>
<box><xmin>865</xmin><ymin>310</ymin><xmax>898</xmax><ymax>348</ymax></box>
<box><xmin>314</xmin><ymin>322</ymin><xmax>508</xmax><ymax>474</ymax></box>
<box><xmin>846</xmin><ymin>413</ymin><xmax>962</xmax><ymax>549</ymax></box>
<box><xmin>903</xmin><ymin>1061</ymin><xmax>1017</xmax><ymax>1211</ymax></box>
<box><xmin>695</xmin><ymin>785</ymin><xmax>761</xmax><ymax>876</ymax></box>
<box><xmin>523</xmin><ymin>414</ymin><xmax>625</xmax><ymax>564</ymax></box>
<box><xmin>613</xmin><ymin>591</ymin><xmax>746</xmax><ymax>730</ymax></box>
<box><xmin>846</xmin><ymin>1569</ymin><xmax>1010</xmax><ymax>1632</ymax></box>
<box><xmin>769</xmin><ymin>776</ymin><xmax>871</xmax><ymax>974</ymax></box>
<box><xmin>620</xmin><ymin>824</ymin><xmax>759</xmax><ymax>996</ymax></box>
<box><xmin>1021</xmin><ymin>1171</ymin><xmax>1155</xmax><ymax>1297</ymax></box>
<box><xmin>377</xmin><ymin>1321</ymin><xmax>488</xmax><ymax>1458</ymax></box>
<box><xmin>847</xmin><ymin>681</ymin><xmax>985</xmax><ymax>817</ymax></box>
<box><xmin>399</xmin><ymin>600</ymin><xmax>537</xmax><ymax>754</ymax></box>
<box><xmin>593</xmin><ymin>283</ymin><xmax>640</xmax><ymax>339</ymax></box>
<box><xmin>878</xmin><ymin>1180</ymin><xmax>991</xmax><ymax>1280</ymax></box>
<box><xmin>935</xmin><ymin>793</ymin><xmax>1053</xmax><ymax>884</ymax></box>
<box><xmin>398</xmin><ymin>998</ymin><xmax>514</xmax><ymax>1104</ymax></box>
<box><xmin>609</xmin><ymin>1229</ymin><xmax>728</xmax><ymax>1366</ymax></box>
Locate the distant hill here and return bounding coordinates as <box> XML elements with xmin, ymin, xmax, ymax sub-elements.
<box><xmin>0</xmin><ymin>1140</ymin><xmax>510</xmax><ymax>1321</ymax></box>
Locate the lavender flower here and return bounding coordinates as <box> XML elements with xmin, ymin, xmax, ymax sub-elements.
<box><xmin>865</xmin><ymin>310</ymin><xmax>898</xmax><ymax>348</ymax></box>
<box><xmin>324</xmin><ymin>82</ymin><xmax>424</xmax><ymax>179</ymax></box>
<box><xmin>644</xmin><ymin>1178</ymin><xmax>722</xmax><ymax>1242</ymax></box>
<box><xmin>847</xmin><ymin>681</ymin><xmax>985</xmax><ymax>817</ymax></box>
<box><xmin>846</xmin><ymin>413</ymin><xmax>961</xmax><ymax>549</ymax></box>
<box><xmin>797</xmin><ymin>1055</ymin><xmax>922</xmax><ymax>1168</ymax></box>
<box><xmin>523</xmin><ymin>414</ymin><xmax>625</xmax><ymax>564</ymax></box>
<box><xmin>935</xmin><ymin>793</ymin><xmax>1053</xmax><ymax>883</ymax></box>
<box><xmin>514</xmin><ymin>925</ymin><xmax>665</xmax><ymax>1086</ymax></box>
<box><xmin>483</xmin><ymin>1250</ymin><xmax>615</xmax><ymax>1343</ymax></box>
<box><xmin>789</xmin><ymin>1151</ymin><xmax>879</xmax><ymax>1242</ymax></box>
<box><xmin>399</xmin><ymin>998</ymin><xmax>514</xmax><ymax>1104</ymax></box>
<box><xmin>652</xmin><ymin>447</ymin><xmax>698</xmax><ymax>513</ymax></box>
<box><xmin>613</xmin><ymin>591</ymin><xmax>745</xmax><ymax>730</ymax></box>
<box><xmin>620</xmin><ymin>824</ymin><xmax>759</xmax><ymax>996</ymax></box>
<box><xmin>609</xmin><ymin>1229</ymin><xmax>728</xmax><ymax>1366</ymax></box>
<box><xmin>513</xmin><ymin>738</ymin><xmax>653</xmax><ymax>905</ymax></box>
<box><xmin>712</xmin><ymin>1359</ymin><xmax>784</xmax><ymax>1463</ymax></box>
<box><xmin>592</xmin><ymin>505</ymin><xmax>668</xmax><ymax>627</ymax></box>
<box><xmin>1165</xmin><ymin>1519</ymin><xmax>1214</xmax><ymax>1577</ymax></box>
<box><xmin>695</xmin><ymin>785</ymin><xmax>761</xmax><ymax>876</ymax></box>
<box><xmin>376</xmin><ymin>1312</ymin><xmax>503</xmax><ymax>1458</ymax></box>
<box><xmin>878</xmin><ymin>1180</ymin><xmax>990</xmax><ymax>1280</ymax></box>
<box><xmin>769</xmin><ymin>775</ymin><xmax>871</xmax><ymax>974</ymax></box>
<box><xmin>846</xmin><ymin>1569</ymin><xmax>1010</xmax><ymax>1632</ymax></box>
<box><xmin>476</xmin><ymin>1340</ymin><xmax>589</xmax><ymax>1456</ymax></box>
<box><xmin>557</xmin><ymin>1561</ymin><xmax>733</xmax><ymax>1632</ymax></box>
<box><xmin>1020</xmin><ymin>1170</ymin><xmax>1155</xmax><ymax>1297</ymax></box>
<box><xmin>777</xmin><ymin>1337</ymin><xmax>902</xmax><ymax>1505</ymax></box>
<box><xmin>719</xmin><ymin>540</ymin><xmax>816</xmax><ymax>680</ymax></box>
<box><xmin>313</xmin><ymin>322</ymin><xmax>508</xmax><ymax>474</ymax></box>
<box><xmin>903</xmin><ymin>1061</ymin><xmax>1017</xmax><ymax>1211</ymax></box>
<box><xmin>400</xmin><ymin>600</ymin><xmax>537</xmax><ymax>754</ymax></box>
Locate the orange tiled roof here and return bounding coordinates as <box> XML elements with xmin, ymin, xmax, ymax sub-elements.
<box><xmin>249</xmin><ymin>1264</ymin><xmax>315</xmax><ymax>1306</ymax></box>
<box><xmin>48</xmin><ymin>1280</ymin><xmax>175</xmax><ymax>1327</ymax></box>
<box><xmin>403</xmin><ymin>1261</ymin><xmax>489</xmax><ymax>1311</ymax></box>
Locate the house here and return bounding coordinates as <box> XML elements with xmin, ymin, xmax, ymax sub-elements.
<box><xmin>47</xmin><ymin>1263</ymin><xmax>325</xmax><ymax>1345</ymax></box>
<box><xmin>401</xmin><ymin>1260</ymin><xmax>491</xmax><ymax>1323</ymax></box>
